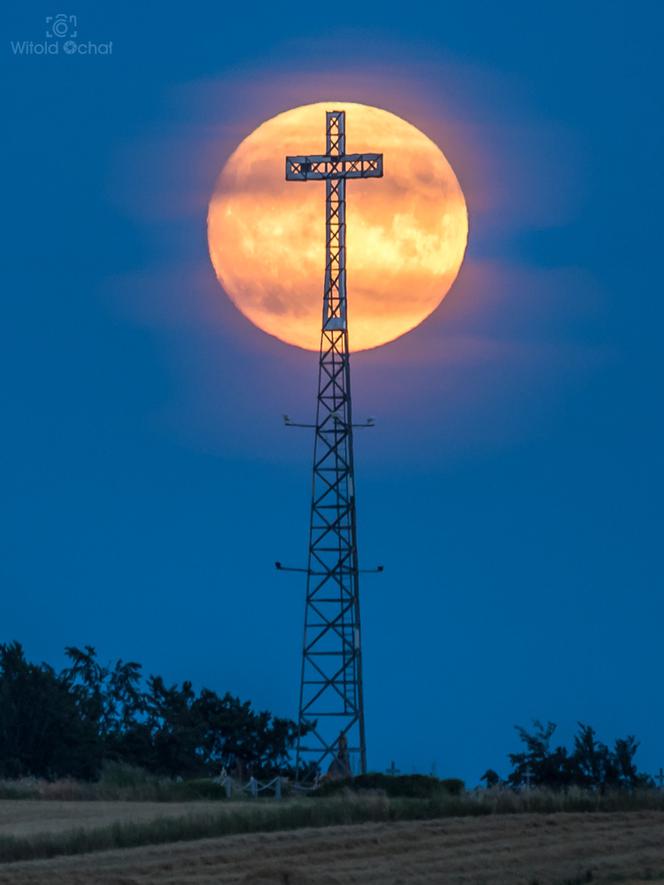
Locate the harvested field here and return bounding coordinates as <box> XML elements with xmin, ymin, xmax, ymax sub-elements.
<box><xmin>0</xmin><ymin>809</ymin><xmax>662</xmax><ymax>884</ymax></box>
<box><xmin>0</xmin><ymin>800</ymin><xmax>252</xmax><ymax>838</ymax></box>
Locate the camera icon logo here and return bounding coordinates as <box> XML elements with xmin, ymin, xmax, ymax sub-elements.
<box><xmin>45</xmin><ymin>13</ymin><xmax>78</xmax><ymax>39</ymax></box>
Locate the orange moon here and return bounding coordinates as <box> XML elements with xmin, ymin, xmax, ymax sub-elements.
<box><xmin>207</xmin><ymin>101</ymin><xmax>468</xmax><ymax>352</ymax></box>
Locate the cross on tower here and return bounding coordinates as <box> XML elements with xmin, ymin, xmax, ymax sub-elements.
<box><xmin>283</xmin><ymin>111</ymin><xmax>383</xmax><ymax>778</ymax></box>
<box><xmin>286</xmin><ymin>112</ymin><xmax>383</xmax><ymax>333</ymax></box>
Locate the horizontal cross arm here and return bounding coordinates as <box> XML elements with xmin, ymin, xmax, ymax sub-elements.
<box><xmin>286</xmin><ymin>153</ymin><xmax>383</xmax><ymax>181</ymax></box>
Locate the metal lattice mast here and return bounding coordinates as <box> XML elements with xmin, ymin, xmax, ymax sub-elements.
<box><xmin>283</xmin><ymin>111</ymin><xmax>383</xmax><ymax>778</ymax></box>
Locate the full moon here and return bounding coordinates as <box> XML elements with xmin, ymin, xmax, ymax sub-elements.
<box><xmin>208</xmin><ymin>101</ymin><xmax>468</xmax><ymax>352</ymax></box>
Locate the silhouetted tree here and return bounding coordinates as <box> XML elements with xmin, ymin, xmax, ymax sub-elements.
<box><xmin>504</xmin><ymin>720</ymin><xmax>650</xmax><ymax>791</ymax></box>
<box><xmin>507</xmin><ymin>720</ymin><xmax>572</xmax><ymax>789</ymax></box>
<box><xmin>609</xmin><ymin>735</ymin><xmax>643</xmax><ymax>788</ymax></box>
<box><xmin>480</xmin><ymin>768</ymin><xmax>501</xmax><ymax>788</ymax></box>
<box><xmin>0</xmin><ymin>641</ymin><xmax>301</xmax><ymax>781</ymax></box>
<box><xmin>572</xmin><ymin>723</ymin><xmax>610</xmax><ymax>789</ymax></box>
<box><xmin>0</xmin><ymin>642</ymin><xmax>100</xmax><ymax>778</ymax></box>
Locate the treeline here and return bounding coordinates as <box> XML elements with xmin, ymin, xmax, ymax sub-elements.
<box><xmin>0</xmin><ymin>642</ymin><xmax>299</xmax><ymax>781</ymax></box>
<box><xmin>0</xmin><ymin>643</ymin><xmax>654</xmax><ymax>791</ymax></box>
<box><xmin>483</xmin><ymin>720</ymin><xmax>652</xmax><ymax>791</ymax></box>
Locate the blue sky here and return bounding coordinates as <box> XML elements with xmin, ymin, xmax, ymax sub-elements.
<box><xmin>2</xmin><ymin>1</ymin><xmax>662</xmax><ymax>783</ymax></box>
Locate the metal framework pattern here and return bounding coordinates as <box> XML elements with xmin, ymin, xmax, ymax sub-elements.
<box><xmin>285</xmin><ymin>111</ymin><xmax>383</xmax><ymax>777</ymax></box>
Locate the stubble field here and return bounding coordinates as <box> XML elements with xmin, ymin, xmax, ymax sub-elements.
<box><xmin>0</xmin><ymin>802</ymin><xmax>662</xmax><ymax>884</ymax></box>
<box><xmin>0</xmin><ymin>800</ymin><xmax>247</xmax><ymax>838</ymax></box>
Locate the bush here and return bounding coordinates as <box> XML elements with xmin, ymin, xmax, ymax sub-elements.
<box><xmin>314</xmin><ymin>773</ymin><xmax>464</xmax><ymax>799</ymax></box>
<box><xmin>165</xmin><ymin>779</ymin><xmax>229</xmax><ymax>801</ymax></box>
<box><xmin>98</xmin><ymin>761</ymin><xmax>157</xmax><ymax>788</ymax></box>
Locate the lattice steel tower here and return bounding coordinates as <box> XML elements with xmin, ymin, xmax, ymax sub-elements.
<box><xmin>277</xmin><ymin>110</ymin><xmax>383</xmax><ymax>779</ymax></box>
